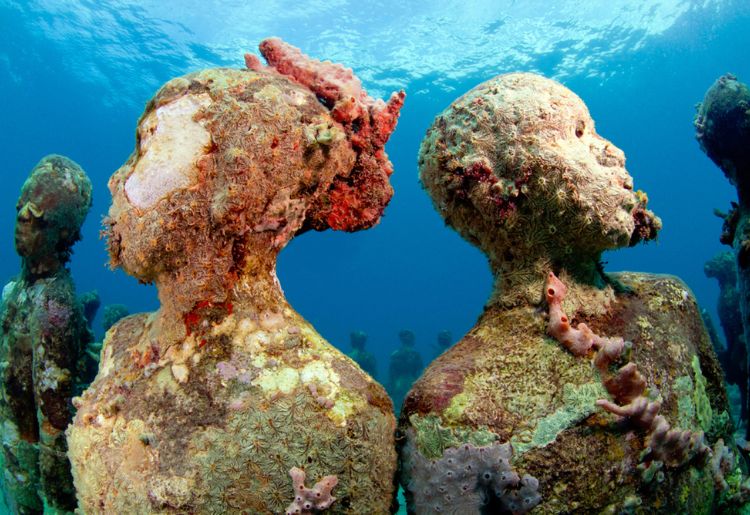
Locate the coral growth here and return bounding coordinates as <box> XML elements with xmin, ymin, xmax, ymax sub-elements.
<box><xmin>248</xmin><ymin>37</ymin><xmax>405</xmax><ymax>232</ymax></box>
<box><xmin>285</xmin><ymin>467</ymin><xmax>338</xmax><ymax>514</ymax></box>
<box><xmin>545</xmin><ymin>272</ymin><xmax>710</xmax><ymax>471</ymax></box>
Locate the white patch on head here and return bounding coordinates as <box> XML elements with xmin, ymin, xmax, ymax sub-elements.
<box><xmin>124</xmin><ymin>93</ymin><xmax>212</xmax><ymax>209</ymax></box>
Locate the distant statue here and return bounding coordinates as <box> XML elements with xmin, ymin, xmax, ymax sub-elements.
<box><xmin>0</xmin><ymin>155</ymin><xmax>93</xmax><ymax>514</ymax></box>
<box><xmin>705</xmin><ymin>251</ymin><xmax>747</xmax><ymax>427</ymax></box>
<box><xmin>102</xmin><ymin>303</ymin><xmax>129</xmax><ymax>335</ymax></box>
<box><xmin>348</xmin><ymin>330</ymin><xmax>378</xmax><ymax>379</ymax></box>
<box><xmin>432</xmin><ymin>329</ymin><xmax>453</xmax><ymax>357</ymax></box>
<box><xmin>696</xmin><ymin>74</ymin><xmax>750</xmax><ymax>440</ymax></box>
<box><xmin>67</xmin><ymin>38</ymin><xmax>404</xmax><ymax>513</ymax></box>
<box><xmin>399</xmin><ymin>73</ymin><xmax>733</xmax><ymax>513</ymax></box>
<box><xmin>388</xmin><ymin>330</ymin><xmax>423</xmax><ymax>411</ymax></box>
<box><xmin>79</xmin><ymin>290</ymin><xmax>101</xmax><ymax>330</ymax></box>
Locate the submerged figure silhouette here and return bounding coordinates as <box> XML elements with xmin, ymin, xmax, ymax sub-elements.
<box><xmin>432</xmin><ymin>329</ymin><xmax>453</xmax><ymax>357</ymax></box>
<box><xmin>348</xmin><ymin>330</ymin><xmax>378</xmax><ymax>379</ymax></box>
<box><xmin>705</xmin><ymin>251</ymin><xmax>746</xmax><ymax>429</ymax></box>
<box><xmin>67</xmin><ymin>39</ymin><xmax>404</xmax><ymax>513</ymax></box>
<box><xmin>0</xmin><ymin>155</ymin><xmax>92</xmax><ymax>514</ymax></box>
<box><xmin>696</xmin><ymin>74</ymin><xmax>750</xmax><ymax>441</ymax></box>
<box><xmin>399</xmin><ymin>73</ymin><xmax>733</xmax><ymax>513</ymax></box>
<box><xmin>388</xmin><ymin>330</ymin><xmax>423</xmax><ymax>412</ymax></box>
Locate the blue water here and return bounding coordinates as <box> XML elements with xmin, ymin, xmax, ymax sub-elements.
<box><xmin>0</xmin><ymin>0</ymin><xmax>748</xmax><ymax>392</ymax></box>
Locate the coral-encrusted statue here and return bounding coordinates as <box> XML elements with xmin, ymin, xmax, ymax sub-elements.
<box><xmin>0</xmin><ymin>155</ymin><xmax>93</xmax><ymax>513</ymax></box>
<box><xmin>399</xmin><ymin>73</ymin><xmax>735</xmax><ymax>513</ymax></box>
<box><xmin>696</xmin><ymin>74</ymin><xmax>750</xmax><ymax>439</ymax></box>
<box><xmin>705</xmin><ymin>251</ymin><xmax>746</xmax><ymax>428</ymax></box>
<box><xmin>67</xmin><ymin>38</ymin><xmax>404</xmax><ymax>513</ymax></box>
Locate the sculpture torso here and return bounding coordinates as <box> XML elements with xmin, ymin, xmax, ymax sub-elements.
<box><xmin>1</xmin><ymin>270</ymin><xmax>87</xmax><ymax>513</ymax></box>
<box><xmin>68</xmin><ymin>300</ymin><xmax>396</xmax><ymax>514</ymax></box>
<box><xmin>400</xmin><ymin>273</ymin><xmax>731</xmax><ymax>513</ymax></box>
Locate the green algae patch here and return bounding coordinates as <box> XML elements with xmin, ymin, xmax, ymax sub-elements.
<box><xmin>674</xmin><ymin>374</ymin><xmax>696</xmax><ymax>429</ymax></box>
<box><xmin>691</xmin><ymin>356</ymin><xmax>713</xmax><ymax>432</ymax></box>
<box><xmin>512</xmin><ymin>381</ymin><xmax>607</xmax><ymax>455</ymax></box>
<box><xmin>410</xmin><ymin>414</ymin><xmax>497</xmax><ymax>460</ymax></box>
<box><xmin>443</xmin><ymin>391</ymin><xmax>471</xmax><ymax>424</ymax></box>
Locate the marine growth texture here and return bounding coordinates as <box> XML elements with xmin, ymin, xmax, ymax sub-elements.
<box><xmin>399</xmin><ymin>73</ymin><xmax>735</xmax><ymax>513</ymax></box>
<box><xmin>67</xmin><ymin>38</ymin><xmax>404</xmax><ymax>514</ymax></box>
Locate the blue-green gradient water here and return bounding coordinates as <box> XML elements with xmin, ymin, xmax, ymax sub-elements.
<box><xmin>1</xmin><ymin>0</ymin><xmax>748</xmax><ymax>392</ymax></box>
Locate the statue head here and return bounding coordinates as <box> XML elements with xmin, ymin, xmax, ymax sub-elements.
<box><xmin>15</xmin><ymin>155</ymin><xmax>92</xmax><ymax>275</ymax></box>
<box><xmin>419</xmin><ymin>73</ymin><xmax>659</xmax><ymax>281</ymax></box>
<box><xmin>399</xmin><ymin>330</ymin><xmax>416</xmax><ymax>348</ymax></box>
<box><xmin>695</xmin><ymin>73</ymin><xmax>750</xmax><ymax>195</ymax></box>
<box><xmin>350</xmin><ymin>330</ymin><xmax>368</xmax><ymax>350</ymax></box>
<box><xmin>437</xmin><ymin>330</ymin><xmax>452</xmax><ymax>349</ymax></box>
<box><xmin>104</xmin><ymin>39</ymin><xmax>404</xmax><ymax>311</ymax></box>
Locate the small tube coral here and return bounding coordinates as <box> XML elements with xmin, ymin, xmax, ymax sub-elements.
<box><xmin>546</xmin><ymin>272</ymin><xmax>710</xmax><ymax>471</ymax></box>
<box><xmin>546</xmin><ymin>272</ymin><xmax>629</xmax><ymax>361</ymax></box>
<box><xmin>286</xmin><ymin>467</ymin><xmax>338</xmax><ymax>515</ymax></box>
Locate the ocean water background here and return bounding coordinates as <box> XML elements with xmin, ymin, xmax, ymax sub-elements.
<box><xmin>1</xmin><ymin>0</ymin><xmax>749</xmax><ymax>385</ymax></box>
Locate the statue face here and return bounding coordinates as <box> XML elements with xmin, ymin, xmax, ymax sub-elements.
<box><xmin>542</xmin><ymin>98</ymin><xmax>638</xmax><ymax>249</ymax></box>
<box><xmin>15</xmin><ymin>155</ymin><xmax>92</xmax><ymax>266</ymax></box>
<box><xmin>419</xmin><ymin>73</ymin><xmax>657</xmax><ymax>264</ymax></box>
<box><xmin>14</xmin><ymin>198</ymin><xmax>47</xmax><ymax>259</ymax></box>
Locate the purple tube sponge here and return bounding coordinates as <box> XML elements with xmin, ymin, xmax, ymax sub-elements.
<box><xmin>285</xmin><ymin>467</ymin><xmax>338</xmax><ymax>515</ymax></box>
<box><xmin>546</xmin><ymin>272</ymin><xmax>710</xmax><ymax>472</ymax></box>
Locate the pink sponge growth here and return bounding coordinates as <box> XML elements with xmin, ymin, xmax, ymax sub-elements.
<box><xmin>285</xmin><ymin>467</ymin><xmax>338</xmax><ymax>515</ymax></box>
<box><xmin>545</xmin><ymin>272</ymin><xmax>626</xmax><ymax>358</ymax></box>
<box><xmin>247</xmin><ymin>37</ymin><xmax>405</xmax><ymax>232</ymax></box>
<box><xmin>545</xmin><ymin>272</ymin><xmax>711</xmax><ymax>474</ymax></box>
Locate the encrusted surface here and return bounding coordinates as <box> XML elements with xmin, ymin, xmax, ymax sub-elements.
<box><xmin>401</xmin><ymin>274</ymin><xmax>733</xmax><ymax>513</ymax></box>
<box><xmin>68</xmin><ymin>39</ymin><xmax>403</xmax><ymax>514</ymax></box>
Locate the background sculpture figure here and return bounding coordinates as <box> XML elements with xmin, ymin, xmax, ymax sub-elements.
<box><xmin>67</xmin><ymin>38</ymin><xmax>404</xmax><ymax>513</ymax></box>
<box><xmin>705</xmin><ymin>251</ymin><xmax>747</xmax><ymax>431</ymax></box>
<box><xmin>696</xmin><ymin>74</ymin><xmax>750</xmax><ymax>440</ymax></box>
<box><xmin>399</xmin><ymin>73</ymin><xmax>734</xmax><ymax>513</ymax></box>
<box><xmin>387</xmin><ymin>329</ymin><xmax>423</xmax><ymax>412</ymax></box>
<box><xmin>0</xmin><ymin>155</ymin><xmax>93</xmax><ymax>513</ymax></box>
<box><xmin>348</xmin><ymin>330</ymin><xmax>378</xmax><ymax>379</ymax></box>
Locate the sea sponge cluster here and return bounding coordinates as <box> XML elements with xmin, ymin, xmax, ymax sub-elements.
<box><xmin>401</xmin><ymin>436</ymin><xmax>540</xmax><ymax>514</ymax></box>
<box><xmin>545</xmin><ymin>272</ymin><xmax>711</xmax><ymax>473</ymax></box>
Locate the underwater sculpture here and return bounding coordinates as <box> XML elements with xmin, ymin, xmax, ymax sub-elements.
<box><xmin>101</xmin><ymin>303</ymin><xmax>129</xmax><ymax>336</ymax></box>
<box><xmin>705</xmin><ymin>251</ymin><xmax>746</xmax><ymax>427</ymax></box>
<box><xmin>348</xmin><ymin>330</ymin><xmax>378</xmax><ymax>379</ymax></box>
<box><xmin>388</xmin><ymin>330</ymin><xmax>424</xmax><ymax>412</ymax></box>
<box><xmin>696</xmin><ymin>74</ymin><xmax>750</xmax><ymax>440</ymax></box>
<box><xmin>432</xmin><ymin>330</ymin><xmax>453</xmax><ymax>358</ymax></box>
<box><xmin>0</xmin><ymin>155</ymin><xmax>93</xmax><ymax>513</ymax></box>
<box><xmin>67</xmin><ymin>38</ymin><xmax>404</xmax><ymax>513</ymax></box>
<box><xmin>399</xmin><ymin>72</ymin><xmax>737</xmax><ymax>513</ymax></box>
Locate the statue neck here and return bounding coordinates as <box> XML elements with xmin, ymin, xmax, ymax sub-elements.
<box><xmin>21</xmin><ymin>257</ymin><xmax>63</xmax><ymax>282</ymax></box>
<box><xmin>152</xmin><ymin>246</ymin><xmax>288</xmax><ymax>340</ymax></box>
<box><xmin>485</xmin><ymin>253</ymin><xmax>606</xmax><ymax>309</ymax></box>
